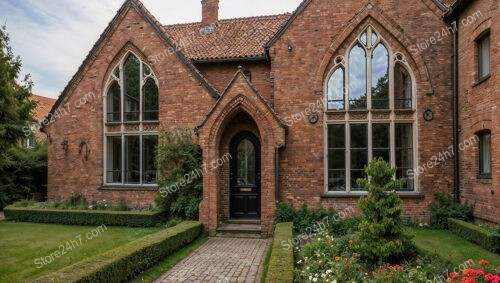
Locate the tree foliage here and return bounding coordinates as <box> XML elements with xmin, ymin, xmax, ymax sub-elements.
<box><xmin>353</xmin><ymin>158</ymin><xmax>414</xmax><ymax>263</ymax></box>
<box><xmin>0</xmin><ymin>141</ymin><xmax>47</xmax><ymax>209</ymax></box>
<box><xmin>0</xmin><ymin>25</ymin><xmax>42</xmax><ymax>208</ymax></box>
<box><xmin>0</xmin><ymin>25</ymin><xmax>36</xmax><ymax>153</ymax></box>
<box><xmin>154</xmin><ymin>128</ymin><xmax>202</xmax><ymax>220</ymax></box>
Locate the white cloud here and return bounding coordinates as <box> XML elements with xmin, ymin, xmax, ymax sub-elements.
<box><xmin>0</xmin><ymin>0</ymin><xmax>302</xmax><ymax>99</ymax></box>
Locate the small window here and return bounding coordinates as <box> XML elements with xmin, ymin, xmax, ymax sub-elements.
<box><xmin>477</xmin><ymin>33</ymin><xmax>490</xmax><ymax>81</ymax></box>
<box><xmin>25</xmin><ymin>137</ymin><xmax>35</xmax><ymax>149</ymax></box>
<box><xmin>478</xmin><ymin>131</ymin><xmax>491</xmax><ymax>178</ymax></box>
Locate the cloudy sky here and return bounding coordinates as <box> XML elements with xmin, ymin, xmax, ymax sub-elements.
<box><xmin>0</xmin><ymin>0</ymin><xmax>302</xmax><ymax>99</ymax></box>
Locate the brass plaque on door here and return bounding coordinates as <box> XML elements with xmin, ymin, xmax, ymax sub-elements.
<box><xmin>240</xmin><ymin>188</ymin><xmax>252</xmax><ymax>192</ymax></box>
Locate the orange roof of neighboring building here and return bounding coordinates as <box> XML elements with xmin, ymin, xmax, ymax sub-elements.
<box><xmin>162</xmin><ymin>14</ymin><xmax>291</xmax><ymax>61</ymax></box>
<box><xmin>31</xmin><ymin>94</ymin><xmax>56</xmax><ymax>122</ymax></box>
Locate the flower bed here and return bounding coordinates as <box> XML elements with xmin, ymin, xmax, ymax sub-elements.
<box><xmin>294</xmin><ymin>229</ymin><xmax>499</xmax><ymax>282</ymax></box>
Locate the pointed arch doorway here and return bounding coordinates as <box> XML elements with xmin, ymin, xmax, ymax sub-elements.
<box><xmin>229</xmin><ymin>131</ymin><xmax>261</xmax><ymax>219</ymax></box>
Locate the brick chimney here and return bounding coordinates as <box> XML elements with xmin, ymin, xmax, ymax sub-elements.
<box><xmin>201</xmin><ymin>0</ymin><xmax>218</xmax><ymax>25</ymax></box>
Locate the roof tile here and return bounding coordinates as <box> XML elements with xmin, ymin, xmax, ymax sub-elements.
<box><xmin>163</xmin><ymin>14</ymin><xmax>290</xmax><ymax>61</ymax></box>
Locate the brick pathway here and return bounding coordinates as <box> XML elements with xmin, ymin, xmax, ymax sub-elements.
<box><xmin>155</xmin><ymin>237</ymin><xmax>270</xmax><ymax>283</ymax></box>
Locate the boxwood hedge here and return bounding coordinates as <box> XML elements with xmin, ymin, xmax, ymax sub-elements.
<box><xmin>4</xmin><ymin>206</ymin><xmax>164</xmax><ymax>227</ymax></box>
<box><xmin>448</xmin><ymin>218</ymin><xmax>499</xmax><ymax>253</ymax></box>
<box><xmin>264</xmin><ymin>222</ymin><xmax>294</xmax><ymax>283</ymax></box>
<box><xmin>33</xmin><ymin>221</ymin><xmax>203</xmax><ymax>283</ymax></box>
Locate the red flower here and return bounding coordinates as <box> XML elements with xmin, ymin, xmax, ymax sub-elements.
<box><xmin>450</xmin><ymin>272</ymin><xmax>460</xmax><ymax>279</ymax></box>
<box><xmin>461</xmin><ymin>276</ymin><xmax>476</xmax><ymax>283</ymax></box>
<box><xmin>478</xmin><ymin>260</ymin><xmax>490</xmax><ymax>265</ymax></box>
<box><xmin>463</xmin><ymin>268</ymin><xmax>474</xmax><ymax>276</ymax></box>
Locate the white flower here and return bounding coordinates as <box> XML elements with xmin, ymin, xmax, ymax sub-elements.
<box><xmin>331</xmin><ymin>280</ymin><xmax>337</xmax><ymax>283</ymax></box>
<box><xmin>313</xmin><ymin>278</ymin><xmax>317</xmax><ymax>282</ymax></box>
<box><xmin>309</xmin><ymin>276</ymin><xmax>312</xmax><ymax>280</ymax></box>
<box><xmin>326</xmin><ymin>270</ymin><xmax>332</xmax><ymax>274</ymax></box>
<box><xmin>297</xmin><ymin>260</ymin><xmax>302</xmax><ymax>264</ymax></box>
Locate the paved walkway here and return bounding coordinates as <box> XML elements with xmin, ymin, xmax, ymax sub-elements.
<box><xmin>155</xmin><ymin>237</ymin><xmax>270</xmax><ymax>283</ymax></box>
<box><xmin>0</xmin><ymin>211</ymin><xmax>5</xmax><ymax>221</ymax></box>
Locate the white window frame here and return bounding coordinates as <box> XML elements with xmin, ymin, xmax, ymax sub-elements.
<box><xmin>323</xmin><ymin>26</ymin><xmax>419</xmax><ymax>194</ymax></box>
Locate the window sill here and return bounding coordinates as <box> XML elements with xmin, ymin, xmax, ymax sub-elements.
<box><xmin>105</xmin><ymin>122</ymin><xmax>122</xmax><ymax>126</ymax></box>
<box><xmin>477</xmin><ymin>176</ymin><xmax>492</xmax><ymax>183</ymax></box>
<box><xmin>394</xmin><ymin>109</ymin><xmax>416</xmax><ymax>114</ymax></box>
<box><xmin>100</xmin><ymin>185</ymin><xmax>158</xmax><ymax>191</ymax></box>
<box><xmin>472</xmin><ymin>74</ymin><xmax>490</xmax><ymax>88</ymax></box>
<box><xmin>321</xmin><ymin>192</ymin><xmax>424</xmax><ymax>199</ymax></box>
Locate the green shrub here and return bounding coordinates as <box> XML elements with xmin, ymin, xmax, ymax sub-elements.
<box><xmin>353</xmin><ymin>158</ymin><xmax>414</xmax><ymax>263</ymax></box>
<box><xmin>33</xmin><ymin>221</ymin><xmax>202</xmax><ymax>283</ymax></box>
<box><xmin>155</xmin><ymin>128</ymin><xmax>203</xmax><ymax>220</ymax></box>
<box><xmin>275</xmin><ymin>202</ymin><xmax>297</xmax><ymax>223</ymax></box>
<box><xmin>430</xmin><ymin>192</ymin><xmax>473</xmax><ymax>229</ymax></box>
<box><xmin>4</xmin><ymin>206</ymin><xmax>164</xmax><ymax>227</ymax></box>
<box><xmin>264</xmin><ymin>222</ymin><xmax>294</xmax><ymax>283</ymax></box>
<box><xmin>448</xmin><ymin>218</ymin><xmax>500</xmax><ymax>253</ymax></box>
<box><xmin>0</xmin><ymin>141</ymin><xmax>47</xmax><ymax>209</ymax></box>
<box><xmin>275</xmin><ymin>202</ymin><xmax>360</xmax><ymax>237</ymax></box>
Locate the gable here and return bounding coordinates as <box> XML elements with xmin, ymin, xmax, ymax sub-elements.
<box><xmin>43</xmin><ymin>0</ymin><xmax>218</xmax><ymax>129</ymax></box>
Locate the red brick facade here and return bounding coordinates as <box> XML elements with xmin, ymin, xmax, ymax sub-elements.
<box><xmin>43</xmin><ymin>0</ymin><xmax>498</xmax><ymax>235</ymax></box>
<box><xmin>453</xmin><ymin>0</ymin><xmax>499</xmax><ymax>223</ymax></box>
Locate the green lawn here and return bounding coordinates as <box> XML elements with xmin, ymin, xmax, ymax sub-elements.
<box><xmin>0</xmin><ymin>221</ymin><xmax>161</xmax><ymax>282</ymax></box>
<box><xmin>413</xmin><ymin>228</ymin><xmax>500</xmax><ymax>267</ymax></box>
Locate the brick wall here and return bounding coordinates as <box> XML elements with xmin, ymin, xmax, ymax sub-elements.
<box><xmin>44</xmin><ymin>6</ymin><xmax>216</xmax><ymax>207</ymax></box>
<box><xmin>456</xmin><ymin>0</ymin><xmax>499</xmax><ymax>223</ymax></box>
<box><xmin>269</xmin><ymin>0</ymin><xmax>454</xmax><ymax>222</ymax></box>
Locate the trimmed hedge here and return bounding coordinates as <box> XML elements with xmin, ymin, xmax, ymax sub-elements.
<box><xmin>448</xmin><ymin>218</ymin><xmax>499</xmax><ymax>253</ymax></box>
<box><xmin>33</xmin><ymin>221</ymin><xmax>203</xmax><ymax>283</ymax></box>
<box><xmin>264</xmin><ymin>222</ymin><xmax>294</xmax><ymax>283</ymax></box>
<box><xmin>4</xmin><ymin>206</ymin><xmax>164</xmax><ymax>227</ymax></box>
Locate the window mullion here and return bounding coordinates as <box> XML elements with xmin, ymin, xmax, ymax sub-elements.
<box><xmin>367</xmin><ymin>49</ymin><xmax>372</xmax><ymax>110</ymax></box>
<box><xmin>121</xmin><ymin>135</ymin><xmax>125</xmax><ymax>184</ymax></box>
<box><xmin>390</xmin><ymin>122</ymin><xmax>395</xmax><ymax>178</ymax></box>
<box><xmin>140</xmin><ymin>135</ymin><xmax>143</xmax><ymax>185</ymax></box>
<box><xmin>346</xmin><ymin>122</ymin><xmax>351</xmax><ymax>192</ymax></box>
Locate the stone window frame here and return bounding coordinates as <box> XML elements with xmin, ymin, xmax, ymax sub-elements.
<box><xmin>104</xmin><ymin>51</ymin><xmax>159</xmax><ymax>124</ymax></box>
<box><xmin>323</xmin><ymin>25</ymin><xmax>418</xmax><ymax>195</ymax></box>
<box><xmin>102</xmin><ymin>51</ymin><xmax>159</xmax><ymax>187</ymax></box>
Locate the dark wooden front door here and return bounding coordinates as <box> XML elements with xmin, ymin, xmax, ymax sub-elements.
<box><xmin>230</xmin><ymin>131</ymin><xmax>260</xmax><ymax>219</ymax></box>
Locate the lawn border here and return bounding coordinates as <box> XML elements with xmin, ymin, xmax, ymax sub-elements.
<box><xmin>264</xmin><ymin>222</ymin><xmax>294</xmax><ymax>283</ymax></box>
<box><xmin>33</xmin><ymin>221</ymin><xmax>202</xmax><ymax>283</ymax></box>
<box><xmin>4</xmin><ymin>206</ymin><xmax>164</xmax><ymax>227</ymax></box>
<box><xmin>448</xmin><ymin>218</ymin><xmax>500</xmax><ymax>253</ymax></box>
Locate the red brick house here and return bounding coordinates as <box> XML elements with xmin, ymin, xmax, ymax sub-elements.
<box><xmin>41</xmin><ymin>0</ymin><xmax>498</xmax><ymax>235</ymax></box>
<box><xmin>445</xmin><ymin>0</ymin><xmax>499</xmax><ymax>224</ymax></box>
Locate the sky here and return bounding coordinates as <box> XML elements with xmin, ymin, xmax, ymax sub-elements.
<box><xmin>0</xmin><ymin>0</ymin><xmax>303</xmax><ymax>99</ymax></box>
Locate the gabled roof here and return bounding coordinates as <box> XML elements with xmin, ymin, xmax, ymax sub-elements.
<box><xmin>163</xmin><ymin>14</ymin><xmax>290</xmax><ymax>62</ymax></box>
<box><xmin>195</xmin><ymin>67</ymin><xmax>288</xmax><ymax>133</ymax></box>
<box><xmin>30</xmin><ymin>94</ymin><xmax>56</xmax><ymax>122</ymax></box>
<box><xmin>43</xmin><ymin>0</ymin><xmax>219</xmax><ymax>129</ymax></box>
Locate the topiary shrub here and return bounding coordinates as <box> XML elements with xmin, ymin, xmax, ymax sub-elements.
<box><xmin>430</xmin><ymin>192</ymin><xmax>473</xmax><ymax>229</ymax></box>
<box><xmin>155</xmin><ymin>128</ymin><xmax>203</xmax><ymax>220</ymax></box>
<box><xmin>353</xmin><ymin>158</ymin><xmax>414</xmax><ymax>263</ymax></box>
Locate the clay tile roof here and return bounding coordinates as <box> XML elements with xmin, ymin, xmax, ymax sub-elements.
<box><xmin>30</xmin><ymin>94</ymin><xmax>56</xmax><ymax>122</ymax></box>
<box><xmin>163</xmin><ymin>14</ymin><xmax>291</xmax><ymax>61</ymax></box>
